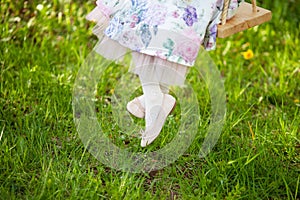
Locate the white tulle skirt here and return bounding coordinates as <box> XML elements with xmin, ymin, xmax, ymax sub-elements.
<box><xmin>87</xmin><ymin>7</ymin><xmax>189</xmax><ymax>86</ymax></box>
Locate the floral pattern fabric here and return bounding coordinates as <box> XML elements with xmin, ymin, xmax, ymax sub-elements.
<box><xmin>88</xmin><ymin>0</ymin><xmax>242</xmax><ymax>66</ymax></box>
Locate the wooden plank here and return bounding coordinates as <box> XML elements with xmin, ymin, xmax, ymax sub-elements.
<box><xmin>217</xmin><ymin>2</ymin><xmax>272</xmax><ymax>38</ymax></box>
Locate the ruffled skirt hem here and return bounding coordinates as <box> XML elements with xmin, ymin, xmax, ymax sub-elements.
<box><xmin>87</xmin><ymin>7</ymin><xmax>189</xmax><ymax>86</ymax></box>
<box><xmin>94</xmin><ymin>37</ymin><xmax>188</xmax><ymax>86</ymax></box>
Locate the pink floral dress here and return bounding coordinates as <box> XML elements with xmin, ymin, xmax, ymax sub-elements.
<box><xmin>87</xmin><ymin>0</ymin><xmax>241</xmax><ymax>84</ymax></box>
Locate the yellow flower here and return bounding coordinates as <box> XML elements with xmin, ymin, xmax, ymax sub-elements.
<box><xmin>109</xmin><ymin>88</ymin><xmax>115</xmax><ymax>94</ymax></box>
<box><xmin>242</xmin><ymin>49</ymin><xmax>254</xmax><ymax>60</ymax></box>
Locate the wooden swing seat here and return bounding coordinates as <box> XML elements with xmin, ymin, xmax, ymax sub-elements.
<box><xmin>217</xmin><ymin>1</ymin><xmax>272</xmax><ymax>38</ymax></box>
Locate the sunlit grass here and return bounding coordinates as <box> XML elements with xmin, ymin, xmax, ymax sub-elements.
<box><xmin>0</xmin><ymin>0</ymin><xmax>299</xmax><ymax>199</ymax></box>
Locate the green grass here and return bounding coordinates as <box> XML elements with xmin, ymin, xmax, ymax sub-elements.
<box><xmin>0</xmin><ymin>0</ymin><xmax>299</xmax><ymax>199</ymax></box>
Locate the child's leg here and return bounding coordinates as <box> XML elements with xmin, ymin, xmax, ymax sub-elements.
<box><xmin>139</xmin><ymin>76</ymin><xmax>164</xmax><ymax>130</ymax></box>
<box><xmin>127</xmin><ymin>52</ymin><xmax>176</xmax><ymax>146</ymax></box>
<box><xmin>139</xmin><ymin>74</ymin><xmax>175</xmax><ymax>147</ymax></box>
<box><xmin>127</xmin><ymin>83</ymin><xmax>169</xmax><ymax>118</ymax></box>
<box><xmin>138</xmin><ymin>83</ymin><xmax>169</xmax><ymax>107</ymax></box>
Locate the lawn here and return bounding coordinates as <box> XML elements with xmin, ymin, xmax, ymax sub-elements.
<box><xmin>0</xmin><ymin>0</ymin><xmax>299</xmax><ymax>199</ymax></box>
